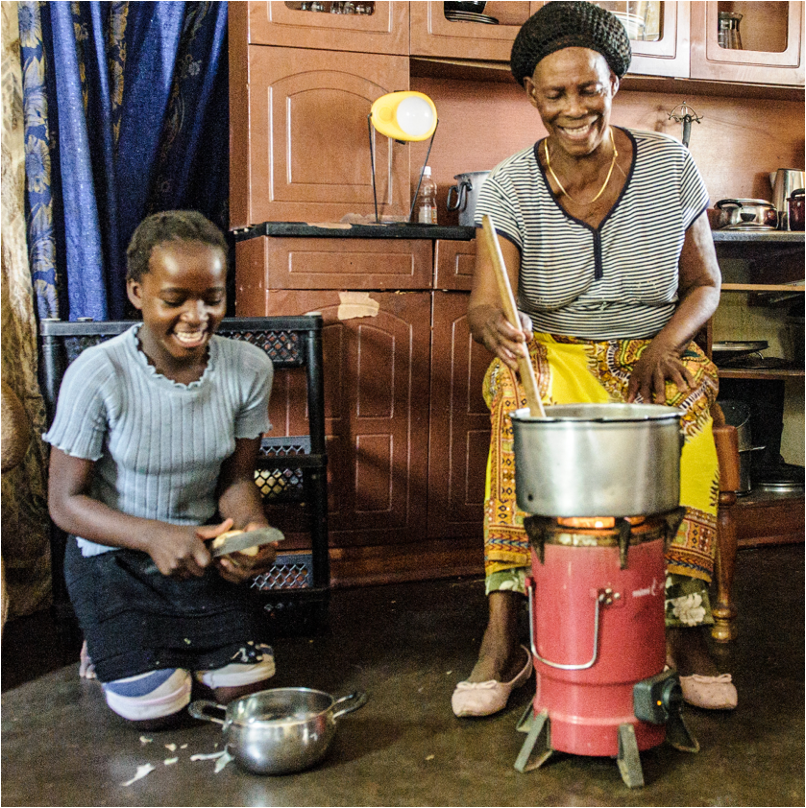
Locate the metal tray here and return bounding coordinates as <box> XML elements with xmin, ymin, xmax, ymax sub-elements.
<box><xmin>712</xmin><ymin>341</ymin><xmax>768</xmax><ymax>364</ymax></box>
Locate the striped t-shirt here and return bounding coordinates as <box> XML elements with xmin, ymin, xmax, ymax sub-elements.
<box><xmin>474</xmin><ymin>128</ymin><xmax>710</xmax><ymax>340</ymax></box>
<box><xmin>43</xmin><ymin>325</ymin><xmax>273</xmax><ymax>556</ymax></box>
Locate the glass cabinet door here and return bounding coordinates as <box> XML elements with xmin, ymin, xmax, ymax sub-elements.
<box><xmin>591</xmin><ymin>2</ymin><xmax>691</xmax><ymax>77</ymax></box>
<box><xmin>410</xmin><ymin>2</ymin><xmax>541</xmax><ymax>61</ymax></box>
<box><xmin>244</xmin><ymin>1</ymin><xmax>409</xmax><ymax>54</ymax></box>
<box><xmin>690</xmin><ymin>1</ymin><xmax>804</xmax><ymax>86</ymax></box>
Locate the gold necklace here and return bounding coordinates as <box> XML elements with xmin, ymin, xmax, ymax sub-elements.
<box><xmin>545</xmin><ymin>127</ymin><xmax>618</xmax><ymax>205</ymax></box>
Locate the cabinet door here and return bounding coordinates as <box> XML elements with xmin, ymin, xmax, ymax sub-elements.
<box><xmin>241</xmin><ymin>1</ymin><xmax>409</xmax><ymax>54</ymax></box>
<box><xmin>690</xmin><ymin>1</ymin><xmax>804</xmax><ymax>86</ymax></box>
<box><xmin>428</xmin><ymin>291</ymin><xmax>491</xmax><ymax>539</ymax></box>
<box><xmin>257</xmin><ymin>290</ymin><xmax>432</xmax><ymax>548</ymax></box>
<box><xmin>592</xmin><ymin>2</ymin><xmax>690</xmax><ymax>78</ymax></box>
<box><xmin>229</xmin><ymin>45</ymin><xmax>410</xmax><ymax>228</ymax></box>
<box><xmin>409</xmin><ymin>1</ymin><xmax>539</xmax><ymax>61</ymax></box>
<box><xmin>434</xmin><ymin>238</ymin><xmax>476</xmax><ymax>291</ymax></box>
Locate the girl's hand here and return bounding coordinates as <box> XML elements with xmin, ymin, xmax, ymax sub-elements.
<box><xmin>145</xmin><ymin>518</ymin><xmax>233</xmax><ymax>579</ymax></box>
<box><xmin>214</xmin><ymin>519</ymin><xmax>279</xmax><ymax>585</ymax></box>
<box><xmin>626</xmin><ymin>339</ymin><xmax>693</xmax><ymax>404</ymax></box>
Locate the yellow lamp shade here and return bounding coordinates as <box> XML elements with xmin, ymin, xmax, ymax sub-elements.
<box><xmin>370</xmin><ymin>91</ymin><xmax>437</xmax><ymax>142</ymax></box>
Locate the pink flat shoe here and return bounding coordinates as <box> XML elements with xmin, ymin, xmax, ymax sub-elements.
<box><xmin>680</xmin><ymin>673</ymin><xmax>738</xmax><ymax>710</ymax></box>
<box><xmin>451</xmin><ymin>646</ymin><xmax>533</xmax><ymax>718</ymax></box>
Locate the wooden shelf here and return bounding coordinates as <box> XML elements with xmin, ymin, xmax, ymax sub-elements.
<box><xmin>718</xmin><ymin>367</ymin><xmax>805</xmax><ymax>380</ymax></box>
<box><xmin>722</xmin><ymin>283</ymin><xmax>805</xmax><ymax>293</ymax></box>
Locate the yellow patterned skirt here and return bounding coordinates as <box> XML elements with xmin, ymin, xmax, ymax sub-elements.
<box><xmin>484</xmin><ymin>333</ymin><xmax>720</xmax><ymax>588</ymax></box>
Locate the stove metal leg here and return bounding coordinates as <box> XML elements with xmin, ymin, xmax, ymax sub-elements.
<box><xmin>665</xmin><ymin>709</ymin><xmax>700</xmax><ymax>753</ymax></box>
<box><xmin>514</xmin><ymin>710</ymin><xmax>553</xmax><ymax>773</ymax></box>
<box><xmin>617</xmin><ymin>723</ymin><xmax>645</xmax><ymax>788</ymax></box>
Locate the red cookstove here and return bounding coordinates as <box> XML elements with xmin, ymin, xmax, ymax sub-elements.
<box><xmin>514</xmin><ymin>511</ymin><xmax>698</xmax><ymax>788</ymax></box>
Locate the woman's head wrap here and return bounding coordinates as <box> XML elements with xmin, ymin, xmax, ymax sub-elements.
<box><xmin>511</xmin><ymin>2</ymin><xmax>632</xmax><ymax>87</ymax></box>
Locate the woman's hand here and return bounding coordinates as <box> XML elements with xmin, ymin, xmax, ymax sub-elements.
<box><xmin>626</xmin><ymin>338</ymin><xmax>694</xmax><ymax>404</ymax></box>
<box><xmin>473</xmin><ymin>306</ymin><xmax>533</xmax><ymax>370</ymax></box>
<box><xmin>214</xmin><ymin>519</ymin><xmax>278</xmax><ymax>585</ymax></box>
<box><xmin>627</xmin><ymin>212</ymin><xmax>720</xmax><ymax>405</ymax></box>
<box><xmin>469</xmin><ymin>225</ymin><xmax>532</xmax><ymax>370</ymax></box>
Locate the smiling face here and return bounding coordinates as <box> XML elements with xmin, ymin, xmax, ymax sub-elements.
<box><xmin>127</xmin><ymin>240</ymin><xmax>227</xmax><ymax>377</ymax></box>
<box><xmin>525</xmin><ymin>47</ymin><xmax>618</xmax><ymax>159</ymax></box>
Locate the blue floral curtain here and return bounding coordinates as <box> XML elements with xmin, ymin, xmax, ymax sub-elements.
<box><xmin>18</xmin><ymin>1</ymin><xmax>229</xmax><ymax>322</ymax></box>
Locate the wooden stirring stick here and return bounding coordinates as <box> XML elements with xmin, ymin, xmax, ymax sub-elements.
<box><xmin>481</xmin><ymin>214</ymin><xmax>546</xmax><ymax>418</ymax></box>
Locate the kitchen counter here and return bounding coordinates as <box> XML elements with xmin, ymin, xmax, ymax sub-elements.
<box><xmin>230</xmin><ymin>221</ymin><xmax>476</xmax><ymax>242</ymax></box>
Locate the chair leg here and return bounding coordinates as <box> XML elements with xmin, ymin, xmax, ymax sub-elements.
<box><xmin>711</xmin><ymin>490</ymin><xmax>738</xmax><ymax>643</ymax></box>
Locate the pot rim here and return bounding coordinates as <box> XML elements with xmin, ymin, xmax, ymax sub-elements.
<box><xmin>716</xmin><ymin>198</ymin><xmax>776</xmax><ymax>209</ymax></box>
<box><xmin>226</xmin><ymin>686</ymin><xmax>338</xmax><ymax>728</ymax></box>
<box><xmin>511</xmin><ymin>403</ymin><xmax>683</xmax><ymax>424</ymax></box>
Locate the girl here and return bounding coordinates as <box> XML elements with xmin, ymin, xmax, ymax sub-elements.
<box><xmin>45</xmin><ymin>211</ymin><xmax>279</xmax><ymax>727</ymax></box>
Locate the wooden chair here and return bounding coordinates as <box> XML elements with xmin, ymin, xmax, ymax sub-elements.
<box><xmin>711</xmin><ymin>405</ymin><xmax>742</xmax><ymax>642</ymax></box>
<box><xmin>39</xmin><ymin>315</ymin><xmax>330</xmax><ymax>656</ymax></box>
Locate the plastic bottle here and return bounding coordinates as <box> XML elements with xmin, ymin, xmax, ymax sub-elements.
<box><xmin>417</xmin><ymin>166</ymin><xmax>438</xmax><ymax>225</ymax></box>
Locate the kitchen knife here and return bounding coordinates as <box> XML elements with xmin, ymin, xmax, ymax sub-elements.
<box><xmin>209</xmin><ymin>527</ymin><xmax>285</xmax><ymax>557</ymax></box>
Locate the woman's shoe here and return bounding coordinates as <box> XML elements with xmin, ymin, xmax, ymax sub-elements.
<box><xmin>451</xmin><ymin>645</ymin><xmax>533</xmax><ymax>718</ymax></box>
<box><xmin>679</xmin><ymin>673</ymin><xmax>738</xmax><ymax>710</ymax></box>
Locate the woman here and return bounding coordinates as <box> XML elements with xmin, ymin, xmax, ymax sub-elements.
<box><xmin>451</xmin><ymin>2</ymin><xmax>737</xmax><ymax>718</ymax></box>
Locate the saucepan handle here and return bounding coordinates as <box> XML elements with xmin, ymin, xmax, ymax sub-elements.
<box><xmin>331</xmin><ymin>690</ymin><xmax>368</xmax><ymax>720</ymax></box>
<box><xmin>188</xmin><ymin>699</ymin><xmax>227</xmax><ymax>726</ymax></box>
<box><xmin>446</xmin><ymin>184</ymin><xmax>461</xmax><ymax>211</ymax></box>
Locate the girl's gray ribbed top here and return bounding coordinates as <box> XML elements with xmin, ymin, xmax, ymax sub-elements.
<box><xmin>43</xmin><ymin>324</ymin><xmax>273</xmax><ymax>556</ymax></box>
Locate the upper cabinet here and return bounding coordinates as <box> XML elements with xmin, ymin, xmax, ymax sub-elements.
<box><xmin>229</xmin><ymin>43</ymin><xmax>410</xmax><ymax>227</ymax></box>
<box><xmin>591</xmin><ymin>2</ymin><xmax>691</xmax><ymax>77</ymax></box>
<box><xmin>410</xmin><ymin>1</ymin><xmax>540</xmax><ymax>61</ymax></box>
<box><xmin>243</xmin><ymin>1</ymin><xmax>410</xmax><ymax>54</ymax></box>
<box><xmin>409</xmin><ymin>1</ymin><xmax>803</xmax><ymax>88</ymax></box>
<box><xmin>690</xmin><ymin>1</ymin><xmax>804</xmax><ymax>86</ymax></box>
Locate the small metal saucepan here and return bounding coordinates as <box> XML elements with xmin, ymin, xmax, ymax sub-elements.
<box><xmin>714</xmin><ymin>198</ymin><xmax>778</xmax><ymax>230</ymax></box>
<box><xmin>189</xmin><ymin>688</ymin><xmax>367</xmax><ymax>775</ymax></box>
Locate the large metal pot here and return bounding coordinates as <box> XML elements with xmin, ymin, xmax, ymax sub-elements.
<box><xmin>511</xmin><ymin>404</ymin><xmax>684</xmax><ymax>517</ymax></box>
<box><xmin>446</xmin><ymin>171</ymin><xmax>490</xmax><ymax>226</ymax></box>
<box><xmin>714</xmin><ymin>198</ymin><xmax>778</xmax><ymax>229</ymax></box>
<box><xmin>189</xmin><ymin>688</ymin><xmax>367</xmax><ymax>775</ymax></box>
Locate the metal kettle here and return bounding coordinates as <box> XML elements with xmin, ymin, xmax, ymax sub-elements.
<box><xmin>770</xmin><ymin>169</ymin><xmax>806</xmax><ymax>230</ymax></box>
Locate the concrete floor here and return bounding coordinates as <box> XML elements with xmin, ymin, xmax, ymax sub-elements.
<box><xmin>2</xmin><ymin>544</ymin><xmax>804</xmax><ymax>807</ymax></box>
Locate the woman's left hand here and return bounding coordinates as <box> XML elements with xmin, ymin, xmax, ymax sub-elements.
<box><xmin>214</xmin><ymin>520</ymin><xmax>279</xmax><ymax>585</ymax></box>
<box><xmin>626</xmin><ymin>337</ymin><xmax>694</xmax><ymax>405</ymax></box>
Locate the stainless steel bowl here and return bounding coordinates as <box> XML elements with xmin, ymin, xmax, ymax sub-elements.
<box><xmin>189</xmin><ymin>688</ymin><xmax>367</xmax><ymax>775</ymax></box>
<box><xmin>511</xmin><ymin>404</ymin><xmax>684</xmax><ymax>517</ymax></box>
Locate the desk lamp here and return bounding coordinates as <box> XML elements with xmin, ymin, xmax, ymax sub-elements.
<box><xmin>368</xmin><ymin>91</ymin><xmax>438</xmax><ymax>224</ymax></box>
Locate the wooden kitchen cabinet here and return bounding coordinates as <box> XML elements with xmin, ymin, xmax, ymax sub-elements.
<box><xmin>409</xmin><ymin>1</ymin><xmax>540</xmax><ymax>62</ymax></box>
<box><xmin>690</xmin><ymin>1</ymin><xmax>805</xmax><ymax>86</ymax></box>
<box><xmin>245</xmin><ymin>289</ymin><xmax>432</xmax><ymax>549</ymax></box>
<box><xmin>229</xmin><ymin>42</ymin><xmax>410</xmax><ymax>227</ymax></box>
<box><xmin>237</xmin><ymin>1</ymin><xmax>409</xmax><ymax>55</ymax></box>
<box><xmin>428</xmin><ymin>291</ymin><xmax>491</xmax><ymax>538</ymax></box>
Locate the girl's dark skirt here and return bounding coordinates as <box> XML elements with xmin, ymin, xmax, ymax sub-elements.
<box><xmin>64</xmin><ymin>538</ymin><xmax>271</xmax><ymax>683</ymax></box>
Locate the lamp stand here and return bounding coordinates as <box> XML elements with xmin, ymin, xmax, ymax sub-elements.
<box><xmin>368</xmin><ymin>116</ymin><xmax>439</xmax><ymax>225</ymax></box>
<box><xmin>367</xmin><ymin>115</ymin><xmax>380</xmax><ymax>224</ymax></box>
